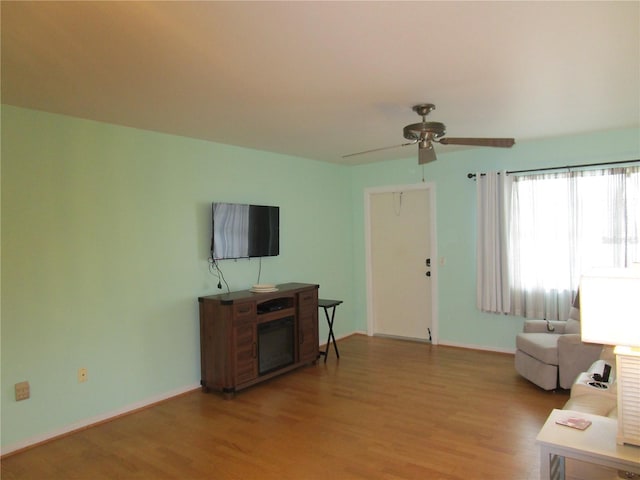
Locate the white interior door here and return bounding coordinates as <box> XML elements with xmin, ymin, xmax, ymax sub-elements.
<box><xmin>366</xmin><ymin>184</ymin><xmax>436</xmax><ymax>341</ymax></box>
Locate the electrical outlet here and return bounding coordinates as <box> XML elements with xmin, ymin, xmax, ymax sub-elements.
<box><xmin>15</xmin><ymin>381</ymin><xmax>30</xmax><ymax>401</ymax></box>
<box><xmin>78</xmin><ymin>368</ymin><xmax>88</xmax><ymax>383</ymax></box>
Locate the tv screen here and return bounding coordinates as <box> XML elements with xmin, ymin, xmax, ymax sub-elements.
<box><xmin>211</xmin><ymin>202</ymin><xmax>279</xmax><ymax>260</ymax></box>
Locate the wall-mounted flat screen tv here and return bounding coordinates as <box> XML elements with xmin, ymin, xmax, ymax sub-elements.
<box><xmin>211</xmin><ymin>202</ymin><xmax>279</xmax><ymax>260</ymax></box>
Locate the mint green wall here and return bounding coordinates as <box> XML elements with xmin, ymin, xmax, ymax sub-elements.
<box><xmin>1</xmin><ymin>106</ymin><xmax>354</xmax><ymax>450</ymax></box>
<box><xmin>349</xmin><ymin>127</ymin><xmax>640</xmax><ymax>351</ymax></box>
<box><xmin>2</xmin><ymin>104</ymin><xmax>638</xmax><ymax>451</ymax></box>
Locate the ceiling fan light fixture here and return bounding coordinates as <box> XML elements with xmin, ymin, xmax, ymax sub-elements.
<box><xmin>403</xmin><ymin>121</ymin><xmax>446</xmax><ymax>142</ymax></box>
<box><xmin>418</xmin><ymin>140</ymin><xmax>437</xmax><ymax>164</ymax></box>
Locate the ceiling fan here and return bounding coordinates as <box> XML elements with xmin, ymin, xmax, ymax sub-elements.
<box><xmin>343</xmin><ymin>103</ymin><xmax>515</xmax><ymax>164</ymax></box>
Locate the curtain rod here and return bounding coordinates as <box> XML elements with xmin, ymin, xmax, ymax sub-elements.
<box><xmin>466</xmin><ymin>159</ymin><xmax>640</xmax><ymax>179</ymax></box>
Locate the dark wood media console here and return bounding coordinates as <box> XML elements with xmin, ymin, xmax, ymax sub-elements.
<box><xmin>198</xmin><ymin>283</ymin><xmax>319</xmax><ymax>397</ymax></box>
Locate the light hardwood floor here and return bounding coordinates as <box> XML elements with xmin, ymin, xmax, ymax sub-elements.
<box><xmin>1</xmin><ymin>335</ymin><xmax>568</xmax><ymax>479</ymax></box>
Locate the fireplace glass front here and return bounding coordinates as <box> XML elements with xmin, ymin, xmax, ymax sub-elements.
<box><xmin>258</xmin><ymin>316</ymin><xmax>294</xmax><ymax>375</ymax></box>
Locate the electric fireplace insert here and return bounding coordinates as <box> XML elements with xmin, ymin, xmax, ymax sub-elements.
<box><xmin>258</xmin><ymin>316</ymin><xmax>295</xmax><ymax>375</ymax></box>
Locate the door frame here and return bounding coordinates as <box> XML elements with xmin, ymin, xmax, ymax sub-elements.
<box><xmin>364</xmin><ymin>182</ymin><xmax>439</xmax><ymax>344</ymax></box>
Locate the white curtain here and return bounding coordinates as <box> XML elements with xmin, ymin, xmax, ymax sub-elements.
<box><xmin>508</xmin><ymin>172</ymin><xmax>575</xmax><ymax>318</ymax></box>
<box><xmin>509</xmin><ymin>166</ymin><xmax>640</xmax><ymax>319</ymax></box>
<box><xmin>476</xmin><ymin>171</ymin><xmax>512</xmax><ymax>313</ymax></box>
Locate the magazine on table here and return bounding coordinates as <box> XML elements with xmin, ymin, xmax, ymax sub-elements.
<box><xmin>555</xmin><ymin>416</ymin><xmax>592</xmax><ymax>430</ymax></box>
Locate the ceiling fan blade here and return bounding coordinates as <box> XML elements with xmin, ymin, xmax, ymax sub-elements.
<box><xmin>438</xmin><ymin>137</ymin><xmax>515</xmax><ymax>148</ymax></box>
<box><xmin>418</xmin><ymin>142</ymin><xmax>437</xmax><ymax>164</ymax></box>
<box><xmin>342</xmin><ymin>141</ymin><xmax>417</xmax><ymax>158</ymax></box>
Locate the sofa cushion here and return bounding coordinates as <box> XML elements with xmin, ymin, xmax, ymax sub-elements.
<box><xmin>563</xmin><ymin>395</ymin><xmax>617</xmax><ymax>418</ymax></box>
<box><xmin>599</xmin><ymin>346</ymin><xmax>616</xmax><ymax>364</ymax></box>
<box><xmin>565</xmin><ymin>318</ymin><xmax>580</xmax><ymax>334</ymax></box>
<box><xmin>516</xmin><ymin>332</ymin><xmax>561</xmax><ymax>365</ymax></box>
<box><xmin>566</xmin><ymin>303</ymin><xmax>580</xmax><ymax>333</ymax></box>
<box><xmin>569</xmin><ymin>306</ymin><xmax>580</xmax><ymax>321</ymax></box>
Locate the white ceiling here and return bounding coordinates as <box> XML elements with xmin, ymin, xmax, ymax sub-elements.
<box><xmin>2</xmin><ymin>1</ymin><xmax>639</xmax><ymax>165</ymax></box>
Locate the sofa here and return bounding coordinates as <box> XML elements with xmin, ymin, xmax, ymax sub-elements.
<box><xmin>563</xmin><ymin>356</ymin><xmax>617</xmax><ymax>418</ymax></box>
<box><xmin>560</xmin><ymin>352</ymin><xmax>631</xmax><ymax>480</ymax></box>
<box><xmin>515</xmin><ymin>296</ymin><xmax>603</xmax><ymax>390</ymax></box>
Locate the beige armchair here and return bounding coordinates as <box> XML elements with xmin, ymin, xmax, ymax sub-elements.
<box><xmin>514</xmin><ymin>296</ymin><xmax>603</xmax><ymax>390</ymax></box>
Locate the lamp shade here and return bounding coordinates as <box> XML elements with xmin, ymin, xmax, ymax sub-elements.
<box><xmin>579</xmin><ymin>268</ymin><xmax>640</xmax><ymax>347</ymax></box>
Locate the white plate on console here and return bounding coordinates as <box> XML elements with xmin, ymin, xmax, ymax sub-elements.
<box><xmin>250</xmin><ymin>284</ymin><xmax>278</xmax><ymax>293</ymax></box>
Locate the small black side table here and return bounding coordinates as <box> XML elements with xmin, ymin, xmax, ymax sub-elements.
<box><xmin>318</xmin><ymin>299</ymin><xmax>342</xmax><ymax>362</ymax></box>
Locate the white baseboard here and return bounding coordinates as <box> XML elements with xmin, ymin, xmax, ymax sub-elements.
<box><xmin>357</xmin><ymin>331</ymin><xmax>515</xmax><ymax>354</ymax></box>
<box><xmin>1</xmin><ymin>383</ymin><xmax>201</xmax><ymax>457</ymax></box>
<box><xmin>318</xmin><ymin>330</ymin><xmax>366</xmax><ymax>347</ymax></box>
<box><xmin>437</xmin><ymin>340</ymin><xmax>516</xmax><ymax>355</ymax></box>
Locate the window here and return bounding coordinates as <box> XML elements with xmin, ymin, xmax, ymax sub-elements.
<box><xmin>508</xmin><ymin>166</ymin><xmax>640</xmax><ymax>319</ymax></box>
